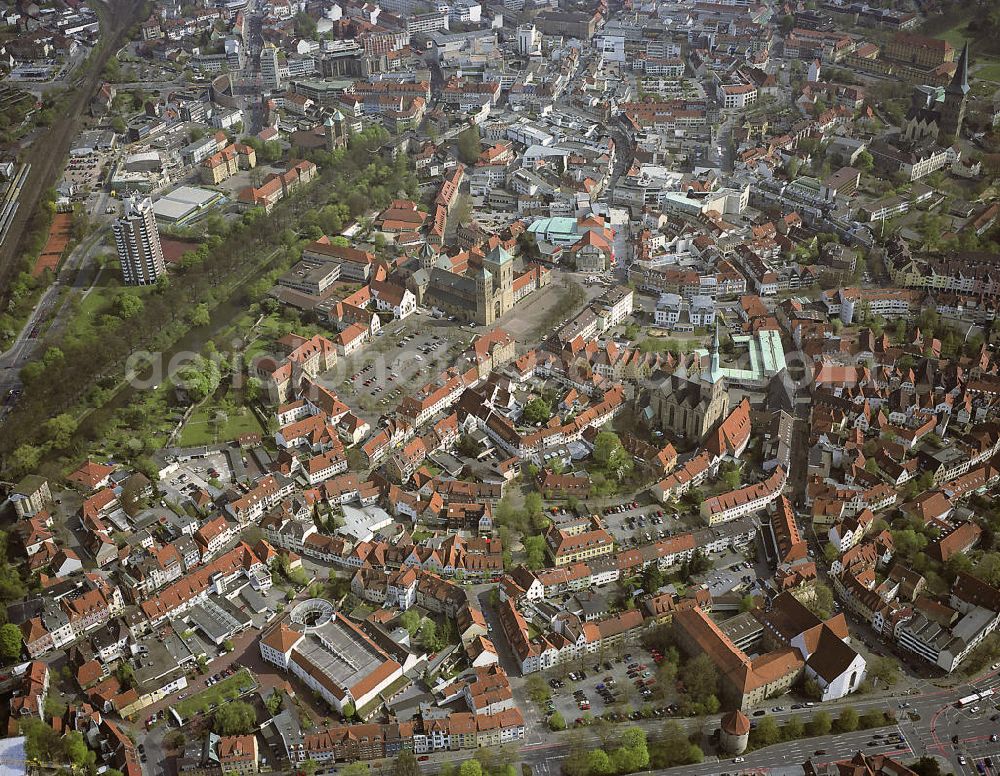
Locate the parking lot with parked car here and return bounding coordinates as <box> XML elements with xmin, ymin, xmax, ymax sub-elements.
<box><xmin>585</xmin><ymin>499</ymin><xmax>767</xmax><ymax>597</ymax></box>
<box><xmin>607</xmin><ymin>503</ymin><xmax>682</xmax><ymax>547</ymax></box>
<box><xmin>334</xmin><ymin>315</ymin><xmax>473</xmax><ymax>421</ymax></box>
<box><xmin>539</xmin><ymin>643</ymin><xmax>682</xmax><ymax>727</ymax></box>
<box><xmin>701</xmin><ymin>556</ymin><xmax>760</xmax><ymax>597</ymax></box>
<box><xmin>160</xmin><ymin>452</ymin><xmax>233</xmax><ymax>505</ymax></box>
<box><xmin>594</xmin><ymin>498</ymin><xmax>704</xmax><ymax>549</ymax></box>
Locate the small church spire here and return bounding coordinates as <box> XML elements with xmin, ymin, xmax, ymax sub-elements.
<box><xmin>947</xmin><ymin>42</ymin><xmax>970</xmax><ymax>96</ymax></box>
<box><xmin>705</xmin><ymin>320</ymin><xmax>722</xmax><ymax>384</ymax></box>
<box><xmin>938</xmin><ymin>42</ymin><xmax>970</xmax><ymax>141</ymax></box>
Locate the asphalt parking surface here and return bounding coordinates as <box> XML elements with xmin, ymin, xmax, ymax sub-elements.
<box><xmin>540</xmin><ymin>645</ymin><xmax>678</xmax><ymax>726</ymax></box>
<box><xmin>161</xmin><ymin>452</ymin><xmax>233</xmax><ymax>505</ymax></box>
<box><xmin>599</xmin><ymin>501</ymin><xmax>692</xmax><ymax>548</ymax></box>
<box><xmin>334</xmin><ymin>314</ymin><xmax>474</xmax><ymax>420</ymax></box>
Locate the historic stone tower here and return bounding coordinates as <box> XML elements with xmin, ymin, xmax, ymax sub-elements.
<box><xmin>418</xmin><ymin>241</ymin><xmax>439</xmax><ymax>270</ymax></box>
<box><xmin>483</xmin><ymin>244</ymin><xmax>515</xmax><ymax>320</ymax></box>
<box><xmin>324</xmin><ymin>109</ymin><xmax>348</xmax><ymax>152</ymax></box>
<box><xmin>474</xmin><ymin>266</ymin><xmax>494</xmax><ymax>324</ymax></box>
<box><xmin>939</xmin><ymin>42</ymin><xmax>969</xmax><ymax>141</ymax></box>
<box><xmin>720</xmin><ymin>710</ymin><xmax>750</xmax><ymax>755</ymax></box>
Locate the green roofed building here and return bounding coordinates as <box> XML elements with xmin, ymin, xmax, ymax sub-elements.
<box><xmin>527</xmin><ymin>217</ymin><xmax>579</xmax><ymax>245</ymax></box>
<box><xmin>692</xmin><ymin>329</ymin><xmax>787</xmax><ymax>388</ymax></box>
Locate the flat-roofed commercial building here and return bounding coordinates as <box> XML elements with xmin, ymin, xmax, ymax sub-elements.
<box><xmin>278</xmin><ymin>259</ymin><xmax>341</xmax><ymax>297</ymax></box>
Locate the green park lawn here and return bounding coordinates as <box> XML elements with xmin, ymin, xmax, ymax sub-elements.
<box><xmin>242</xmin><ymin>313</ymin><xmax>332</xmax><ymax>363</ymax></box>
<box><xmin>172</xmin><ymin>668</ymin><xmax>256</xmax><ymax>721</ymax></box>
<box><xmin>177</xmin><ymin>404</ymin><xmax>263</xmax><ymax>446</ymax></box>
<box><xmin>975</xmin><ymin>63</ymin><xmax>1000</xmax><ymax>82</ymax></box>
<box><xmin>936</xmin><ymin>23</ymin><xmax>971</xmax><ymax>49</ymax></box>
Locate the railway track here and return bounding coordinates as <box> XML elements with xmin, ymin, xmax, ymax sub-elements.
<box><xmin>0</xmin><ymin>0</ymin><xmax>145</xmax><ymax>300</ymax></box>
<box><xmin>0</xmin><ymin>163</ymin><xmax>31</xmax><ymax>247</ymax></box>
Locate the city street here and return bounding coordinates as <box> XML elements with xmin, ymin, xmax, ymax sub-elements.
<box><xmin>452</xmin><ymin>579</ymin><xmax>992</xmax><ymax>775</ymax></box>
<box><xmin>380</xmin><ymin>668</ymin><xmax>1000</xmax><ymax>776</ymax></box>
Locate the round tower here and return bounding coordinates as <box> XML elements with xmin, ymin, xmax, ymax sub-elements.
<box><xmin>720</xmin><ymin>710</ymin><xmax>750</xmax><ymax>755</ymax></box>
<box><xmin>474</xmin><ymin>266</ymin><xmax>493</xmax><ymax>324</ymax></box>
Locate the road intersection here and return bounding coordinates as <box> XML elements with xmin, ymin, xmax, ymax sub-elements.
<box><xmin>500</xmin><ymin>669</ymin><xmax>1000</xmax><ymax>776</ymax></box>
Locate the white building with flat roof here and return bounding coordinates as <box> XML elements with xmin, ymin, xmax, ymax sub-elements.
<box><xmin>337</xmin><ymin>504</ymin><xmax>393</xmax><ymax>543</ymax></box>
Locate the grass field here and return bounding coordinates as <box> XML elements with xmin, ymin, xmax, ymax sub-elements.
<box><xmin>638</xmin><ymin>333</ymin><xmax>706</xmax><ymax>354</ymax></box>
<box><xmin>67</xmin><ymin>279</ymin><xmax>163</xmax><ymax>345</ymax></box>
<box><xmin>177</xmin><ymin>404</ymin><xmax>263</xmax><ymax>446</ymax></box>
<box><xmin>931</xmin><ymin>17</ymin><xmax>1000</xmax><ymax>64</ymax></box>
<box><xmin>936</xmin><ymin>23</ymin><xmax>972</xmax><ymax>49</ymax></box>
<box><xmin>172</xmin><ymin>668</ymin><xmax>256</xmax><ymax>720</ymax></box>
<box><xmin>64</xmin><ymin>283</ymin><xmax>118</xmax><ymax>343</ymax></box>
<box><xmin>975</xmin><ymin>63</ymin><xmax>1000</xmax><ymax>81</ymax></box>
<box><xmin>243</xmin><ymin>313</ymin><xmax>331</xmax><ymax>362</ymax></box>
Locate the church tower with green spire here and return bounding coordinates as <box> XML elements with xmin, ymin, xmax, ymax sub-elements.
<box><xmin>702</xmin><ymin>320</ymin><xmax>724</xmax><ymax>386</ymax></box>
<box><xmin>710</xmin><ymin>320</ymin><xmax>721</xmax><ymax>379</ymax></box>
<box><xmin>939</xmin><ymin>42</ymin><xmax>969</xmax><ymax>141</ymax></box>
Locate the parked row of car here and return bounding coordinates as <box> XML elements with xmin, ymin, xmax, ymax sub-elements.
<box><xmin>205</xmin><ymin>666</ymin><xmax>237</xmax><ymax>686</ymax></box>
<box><xmin>603</xmin><ymin>501</ymin><xmax>640</xmax><ymax>515</ymax></box>
<box><xmin>572</xmin><ymin>706</ymin><xmax>678</xmax><ymax>727</ymax></box>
